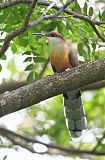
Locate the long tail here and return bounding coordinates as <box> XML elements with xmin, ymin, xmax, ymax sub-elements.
<box><xmin>63</xmin><ymin>89</ymin><xmax>87</xmax><ymax>138</ymax></box>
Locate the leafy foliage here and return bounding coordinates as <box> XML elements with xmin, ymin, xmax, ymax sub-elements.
<box><xmin>0</xmin><ymin>0</ymin><xmax>105</xmax><ymax>159</ymax></box>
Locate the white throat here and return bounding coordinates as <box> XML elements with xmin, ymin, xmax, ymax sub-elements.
<box><xmin>47</xmin><ymin>37</ymin><xmax>66</xmax><ymax>54</ymax></box>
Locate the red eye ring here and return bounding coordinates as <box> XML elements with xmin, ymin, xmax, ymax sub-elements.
<box><xmin>50</xmin><ymin>32</ymin><xmax>58</xmax><ymax>37</ymax></box>
<box><xmin>52</xmin><ymin>33</ymin><xmax>55</xmax><ymax>37</ymax></box>
<box><xmin>48</xmin><ymin>32</ymin><xmax>65</xmax><ymax>41</ymax></box>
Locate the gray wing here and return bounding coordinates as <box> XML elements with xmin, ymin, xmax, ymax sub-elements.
<box><xmin>68</xmin><ymin>48</ymin><xmax>79</xmax><ymax>67</ymax></box>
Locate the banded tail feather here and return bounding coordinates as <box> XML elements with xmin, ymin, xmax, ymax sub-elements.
<box><xmin>63</xmin><ymin>89</ymin><xmax>87</xmax><ymax>138</ymax></box>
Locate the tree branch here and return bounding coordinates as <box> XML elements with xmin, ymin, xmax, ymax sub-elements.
<box><xmin>49</xmin><ymin>2</ymin><xmax>105</xmax><ymax>42</ymax></box>
<box><xmin>1</xmin><ymin>79</ymin><xmax>105</xmax><ymax>94</ymax></box>
<box><xmin>0</xmin><ymin>0</ymin><xmax>31</xmax><ymax>9</ymax></box>
<box><xmin>0</xmin><ymin>0</ymin><xmax>105</xmax><ymax>27</ymax></box>
<box><xmin>0</xmin><ymin>127</ymin><xmax>105</xmax><ymax>156</ymax></box>
<box><xmin>0</xmin><ymin>0</ymin><xmax>38</xmax><ymax>57</ymax></box>
<box><xmin>94</xmin><ymin>21</ymin><xmax>105</xmax><ymax>25</ymax></box>
<box><xmin>56</xmin><ymin>15</ymin><xmax>105</xmax><ymax>25</ymax></box>
<box><xmin>93</xmin><ymin>132</ymin><xmax>105</xmax><ymax>151</ymax></box>
<box><xmin>0</xmin><ymin>80</ymin><xmax>27</xmax><ymax>94</ymax></box>
<box><xmin>0</xmin><ymin>1</ymin><xmax>105</xmax><ymax>56</ymax></box>
<box><xmin>39</xmin><ymin>57</ymin><xmax>50</xmax><ymax>77</ymax></box>
<box><xmin>0</xmin><ymin>57</ymin><xmax>50</xmax><ymax>94</ymax></box>
<box><xmin>81</xmin><ymin>81</ymin><xmax>105</xmax><ymax>91</ymax></box>
<box><xmin>0</xmin><ymin>57</ymin><xmax>105</xmax><ymax>117</ymax></box>
<box><xmin>0</xmin><ymin>127</ymin><xmax>38</xmax><ymax>154</ymax></box>
<box><xmin>42</xmin><ymin>2</ymin><xmax>56</xmax><ymax>16</ymax></box>
<box><xmin>24</xmin><ymin>0</ymin><xmax>38</xmax><ymax>27</ymax></box>
<box><xmin>0</xmin><ymin>0</ymin><xmax>74</xmax><ymax>57</ymax></box>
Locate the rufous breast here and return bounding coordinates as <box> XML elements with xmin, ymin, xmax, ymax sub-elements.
<box><xmin>50</xmin><ymin>51</ymin><xmax>72</xmax><ymax>72</ymax></box>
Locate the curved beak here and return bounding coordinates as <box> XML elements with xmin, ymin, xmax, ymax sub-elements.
<box><xmin>32</xmin><ymin>33</ymin><xmax>48</xmax><ymax>37</ymax></box>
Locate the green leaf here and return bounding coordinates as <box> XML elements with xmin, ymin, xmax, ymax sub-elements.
<box><xmin>15</xmin><ymin>34</ymin><xmax>28</xmax><ymax>47</ymax></box>
<box><xmin>99</xmin><ymin>11</ymin><xmax>102</xmax><ymax>21</ymax></box>
<box><xmin>86</xmin><ymin>44</ymin><xmax>90</xmax><ymax>54</ymax></box>
<box><xmin>0</xmin><ymin>54</ymin><xmax>6</xmax><ymax>60</ymax></box>
<box><xmin>47</xmin><ymin>21</ymin><xmax>57</xmax><ymax>32</ymax></box>
<box><xmin>69</xmin><ymin>1</ymin><xmax>75</xmax><ymax>10</ymax></box>
<box><xmin>27</xmin><ymin>71</ymin><xmax>34</xmax><ymax>83</ymax></box>
<box><xmin>75</xmin><ymin>1</ymin><xmax>81</xmax><ymax>12</ymax></box>
<box><xmin>0</xmin><ymin>39</ymin><xmax>4</xmax><ymax>42</ymax></box>
<box><xmin>25</xmin><ymin>64</ymin><xmax>33</xmax><ymax>71</ymax></box>
<box><xmin>84</xmin><ymin>2</ymin><xmax>87</xmax><ymax>15</ymax></box>
<box><xmin>93</xmin><ymin>52</ymin><xmax>99</xmax><ymax>60</ymax></box>
<box><xmin>11</xmin><ymin>44</ymin><xmax>17</xmax><ymax>53</ymax></box>
<box><xmin>57</xmin><ymin>21</ymin><xmax>64</xmax><ymax>33</ymax></box>
<box><xmin>92</xmin><ymin>43</ymin><xmax>96</xmax><ymax>51</ymax></box>
<box><xmin>24</xmin><ymin>57</ymin><xmax>32</xmax><ymax>62</ymax></box>
<box><xmin>0</xmin><ymin>64</ymin><xmax>2</xmax><ymax>72</ymax></box>
<box><xmin>22</xmin><ymin>51</ymin><xmax>32</xmax><ymax>55</ymax></box>
<box><xmin>79</xmin><ymin>60</ymin><xmax>85</xmax><ymax>64</ymax></box>
<box><xmin>89</xmin><ymin>7</ymin><xmax>93</xmax><ymax>16</ymax></box>
<box><xmin>82</xmin><ymin>49</ymin><xmax>87</xmax><ymax>61</ymax></box>
<box><xmin>66</xmin><ymin>22</ymin><xmax>70</xmax><ymax>30</ymax></box>
<box><xmin>35</xmin><ymin>72</ymin><xmax>40</xmax><ymax>80</ymax></box>
<box><xmin>30</xmin><ymin>45</ymin><xmax>36</xmax><ymax>50</ymax></box>
<box><xmin>77</xmin><ymin>43</ymin><xmax>83</xmax><ymax>56</ymax></box>
<box><xmin>32</xmin><ymin>51</ymin><xmax>39</xmax><ymax>56</ymax></box>
<box><xmin>102</xmin><ymin>10</ymin><xmax>105</xmax><ymax>21</ymax></box>
<box><xmin>33</xmin><ymin>57</ymin><xmax>46</xmax><ymax>63</ymax></box>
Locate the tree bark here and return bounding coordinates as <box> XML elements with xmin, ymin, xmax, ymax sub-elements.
<box><xmin>0</xmin><ymin>79</ymin><xmax>105</xmax><ymax>94</ymax></box>
<box><xmin>0</xmin><ymin>57</ymin><xmax>105</xmax><ymax>117</ymax></box>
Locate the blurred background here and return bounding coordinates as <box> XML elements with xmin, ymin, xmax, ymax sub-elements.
<box><xmin>0</xmin><ymin>0</ymin><xmax>105</xmax><ymax>159</ymax></box>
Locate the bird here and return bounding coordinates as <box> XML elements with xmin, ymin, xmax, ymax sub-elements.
<box><xmin>33</xmin><ymin>32</ymin><xmax>87</xmax><ymax>138</ymax></box>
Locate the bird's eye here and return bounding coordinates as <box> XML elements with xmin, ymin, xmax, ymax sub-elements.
<box><xmin>50</xmin><ymin>32</ymin><xmax>58</xmax><ymax>37</ymax></box>
<box><xmin>52</xmin><ymin>34</ymin><xmax>55</xmax><ymax>37</ymax></box>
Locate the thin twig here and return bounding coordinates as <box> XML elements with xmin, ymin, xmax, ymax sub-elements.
<box><xmin>24</xmin><ymin>0</ymin><xmax>38</xmax><ymax>26</ymax></box>
<box><xmin>0</xmin><ymin>0</ymin><xmax>32</xmax><ymax>9</ymax></box>
<box><xmin>0</xmin><ymin>58</ymin><xmax>50</xmax><ymax>94</ymax></box>
<box><xmin>0</xmin><ymin>0</ymin><xmax>74</xmax><ymax>57</ymax></box>
<box><xmin>38</xmin><ymin>1</ymin><xmax>105</xmax><ymax>42</ymax></box>
<box><xmin>0</xmin><ymin>0</ymin><xmax>38</xmax><ymax>57</ymax></box>
<box><xmin>56</xmin><ymin>15</ymin><xmax>72</xmax><ymax>18</ymax></box>
<box><xmin>0</xmin><ymin>127</ymin><xmax>105</xmax><ymax>156</ymax></box>
<box><xmin>57</xmin><ymin>15</ymin><xmax>105</xmax><ymax>26</ymax></box>
<box><xmin>94</xmin><ymin>21</ymin><xmax>105</xmax><ymax>25</ymax></box>
<box><xmin>97</xmin><ymin>43</ymin><xmax>105</xmax><ymax>48</ymax></box>
<box><xmin>0</xmin><ymin>0</ymin><xmax>105</xmax><ymax>27</ymax></box>
<box><xmin>8</xmin><ymin>137</ymin><xmax>37</xmax><ymax>153</ymax></box>
<box><xmin>0</xmin><ymin>0</ymin><xmax>105</xmax><ymax>57</ymax></box>
<box><xmin>42</xmin><ymin>2</ymin><xmax>56</xmax><ymax>16</ymax></box>
<box><xmin>92</xmin><ymin>132</ymin><xmax>105</xmax><ymax>151</ymax></box>
<box><xmin>39</xmin><ymin>57</ymin><xmax>50</xmax><ymax>77</ymax></box>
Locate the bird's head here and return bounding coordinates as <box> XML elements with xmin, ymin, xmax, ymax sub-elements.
<box><xmin>33</xmin><ymin>32</ymin><xmax>65</xmax><ymax>45</ymax></box>
<box><xmin>33</xmin><ymin>32</ymin><xmax>67</xmax><ymax>53</ymax></box>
